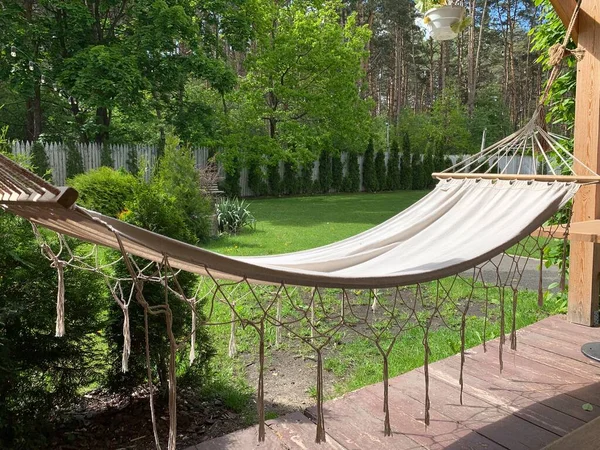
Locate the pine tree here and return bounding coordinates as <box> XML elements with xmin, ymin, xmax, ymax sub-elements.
<box><xmin>318</xmin><ymin>149</ymin><xmax>332</xmax><ymax>193</ymax></box>
<box><xmin>345</xmin><ymin>152</ymin><xmax>360</xmax><ymax>192</ymax></box>
<box><xmin>363</xmin><ymin>138</ymin><xmax>376</xmax><ymax>192</ymax></box>
<box><xmin>65</xmin><ymin>142</ymin><xmax>84</xmax><ymax>180</ymax></box>
<box><xmin>423</xmin><ymin>144</ymin><xmax>435</xmax><ymax>189</ymax></box>
<box><xmin>126</xmin><ymin>148</ymin><xmax>138</xmax><ymax>174</ymax></box>
<box><xmin>31</xmin><ymin>141</ymin><xmax>50</xmax><ymax>179</ymax></box>
<box><xmin>412</xmin><ymin>154</ymin><xmax>424</xmax><ymax>189</ymax></box>
<box><xmin>400</xmin><ymin>133</ymin><xmax>412</xmax><ymax>190</ymax></box>
<box><xmin>386</xmin><ymin>140</ymin><xmax>400</xmax><ymax>190</ymax></box>
<box><xmin>374</xmin><ymin>151</ymin><xmax>385</xmax><ymax>191</ymax></box>
<box><xmin>331</xmin><ymin>153</ymin><xmax>343</xmax><ymax>192</ymax></box>
<box><xmin>100</xmin><ymin>144</ymin><xmax>114</xmax><ymax>168</ymax></box>
<box><xmin>283</xmin><ymin>161</ymin><xmax>299</xmax><ymax>195</ymax></box>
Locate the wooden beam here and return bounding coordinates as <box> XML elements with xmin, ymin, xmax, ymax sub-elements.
<box><xmin>549</xmin><ymin>0</ymin><xmax>579</xmax><ymax>43</ymax></box>
<box><xmin>432</xmin><ymin>173</ymin><xmax>600</xmax><ymax>183</ymax></box>
<box><xmin>568</xmin><ymin>0</ymin><xmax>600</xmax><ymax>326</ymax></box>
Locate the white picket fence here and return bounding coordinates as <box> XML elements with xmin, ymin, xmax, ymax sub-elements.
<box><xmin>12</xmin><ymin>141</ymin><xmax>539</xmax><ymax>196</ymax></box>
<box><xmin>11</xmin><ymin>141</ymin><xmax>209</xmax><ymax>186</ymax></box>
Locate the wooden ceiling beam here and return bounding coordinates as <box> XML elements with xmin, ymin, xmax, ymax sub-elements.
<box><xmin>549</xmin><ymin>0</ymin><xmax>579</xmax><ymax>43</ymax></box>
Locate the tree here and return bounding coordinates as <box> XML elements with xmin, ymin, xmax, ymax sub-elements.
<box><xmin>374</xmin><ymin>150</ymin><xmax>386</xmax><ymax>191</ymax></box>
<box><xmin>100</xmin><ymin>144</ymin><xmax>114</xmax><ymax>168</ymax></box>
<box><xmin>331</xmin><ymin>153</ymin><xmax>343</xmax><ymax>192</ymax></box>
<box><xmin>363</xmin><ymin>138</ymin><xmax>377</xmax><ymax>192</ymax></box>
<box><xmin>31</xmin><ymin>141</ymin><xmax>50</xmax><ymax>179</ymax></box>
<box><xmin>400</xmin><ymin>133</ymin><xmax>412</xmax><ymax>190</ymax></box>
<box><xmin>423</xmin><ymin>144</ymin><xmax>435</xmax><ymax>188</ymax></box>
<box><xmin>411</xmin><ymin>153</ymin><xmax>425</xmax><ymax>190</ymax></box>
<box><xmin>126</xmin><ymin>147</ymin><xmax>139</xmax><ymax>174</ymax></box>
<box><xmin>319</xmin><ymin>149</ymin><xmax>333</xmax><ymax>193</ymax></box>
<box><xmin>344</xmin><ymin>152</ymin><xmax>360</xmax><ymax>192</ymax></box>
<box><xmin>65</xmin><ymin>142</ymin><xmax>84</xmax><ymax>179</ymax></box>
<box><xmin>386</xmin><ymin>139</ymin><xmax>401</xmax><ymax>190</ymax></box>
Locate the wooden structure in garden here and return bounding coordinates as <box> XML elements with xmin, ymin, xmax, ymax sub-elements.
<box><xmin>190</xmin><ymin>315</ymin><xmax>600</xmax><ymax>450</ymax></box>
<box><xmin>545</xmin><ymin>0</ymin><xmax>600</xmax><ymax>326</ymax></box>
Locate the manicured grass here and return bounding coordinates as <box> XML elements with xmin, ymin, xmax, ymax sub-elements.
<box><xmin>201</xmin><ymin>190</ymin><xmax>565</xmax><ymax>418</ymax></box>
<box><xmin>204</xmin><ymin>191</ymin><xmax>429</xmax><ymax>256</ymax></box>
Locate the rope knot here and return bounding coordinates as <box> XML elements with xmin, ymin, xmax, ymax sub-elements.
<box><xmin>548</xmin><ymin>43</ymin><xmax>566</xmax><ymax>67</ymax></box>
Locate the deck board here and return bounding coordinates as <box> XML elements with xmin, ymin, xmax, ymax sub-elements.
<box><xmin>190</xmin><ymin>316</ymin><xmax>600</xmax><ymax>449</ymax></box>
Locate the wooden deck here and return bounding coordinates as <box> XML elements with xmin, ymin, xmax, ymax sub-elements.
<box><xmin>189</xmin><ymin>315</ymin><xmax>600</xmax><ymax>449</ymax></box>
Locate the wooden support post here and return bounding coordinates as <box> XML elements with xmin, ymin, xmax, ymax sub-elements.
<box><xmin>568</xmin><ymin>0</ymin><xmax>600</xmax><ymax>326</ymax></box>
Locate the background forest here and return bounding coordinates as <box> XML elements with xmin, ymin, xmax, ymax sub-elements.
<box><xmin>0</xmin><ymin>0</ymin><xmax>571</xmax><ymax>172</ymax></box>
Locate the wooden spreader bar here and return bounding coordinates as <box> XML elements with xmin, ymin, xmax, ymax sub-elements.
<box><xmin>432</xmin><ymin>173</ymin><xmax>600</xmax><ymax>183</ymax></box>
<box><xmin>532</xmin><ymin>221</ymin><xmax>600</xmax><ymax>243</ymax></box>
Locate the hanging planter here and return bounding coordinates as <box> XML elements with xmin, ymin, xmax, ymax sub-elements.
<box><xmin>416</xmin><ymin>1</ymin><xmax>471</xmax><ymax>41</ymax></box>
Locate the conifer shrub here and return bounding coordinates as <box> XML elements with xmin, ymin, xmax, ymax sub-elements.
<box><xmin>331</xmin><ymin>153</ymin><xmax>343</xmax><ymax>192</ymax></box>
<box><xmin>344</xmin><ymin>152</ymin><xmax>360</xmax><ymax>192</ymax></box>
<box><xmin>400</xmin><ymin>133</ymin><xmax>412</xmax><ymax>190</ymax></box>
<box><xmin>100</xmin><ymin>144</ymin><xmax>114</xmax><ymax>168</ymax></box>
<box><xmin>374</xmin><ymin>150</ymin><xmax>385</xmax><ymax>191</ymax></box>
<box><xmin>65</xmin><ymin>142</ymin><xmax>84</xmax><ymax>179</ymax></box>
<box><xmin>126</xmin><ymin>147</ymin><xmax>138</xmax><ymax>174</ymax></box>
<box><xmin>386</xmin><ymin>140</ymin><xmax>401</xmax><ymax>190</ymax></box>
<box><xmin>363</xmin><ymin>138</ymin><xmax>376</xmax><ymax>192</ymax></box>
<box><xmin>283</xmin><ymin>161</ymin><xmax>299</xmax><ymax>195</ymax></box>
<box><xmin>267</xmin><ymin>162</ymin><xmax>281</xmax><ymax>196</ymax></box>
<box><xmin>31</xmin><ymin>140</ymin><xmax>50</xmax><ymax>179</ymax></box>
<box><xmin>318</xmin><ymin>149</ymin><xmax>332</xmax><ymax>193</ymax></box>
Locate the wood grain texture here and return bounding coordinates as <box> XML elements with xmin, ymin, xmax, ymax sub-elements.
<box><xmin>549</xmin><ymin>0</ymin><xmax>579</xmax><ymax>43</ymax></box>
<box><xmin>542</xmin><ymin>414</ymin><xmax>600</xmax><ymax>450</ymax></box>
<box><xmin>568</xmin><ymin>0</ymin><xmax>600</xmax><ymax>326</ymax></box>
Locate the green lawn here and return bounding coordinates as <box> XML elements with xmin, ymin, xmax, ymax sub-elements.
<box><xmin>201</xmin><ymin>191</ymin><xmax>565</xmax><ymax>422</ymax></box>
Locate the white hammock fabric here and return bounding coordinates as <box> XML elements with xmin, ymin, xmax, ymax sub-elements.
<box><xmin>2</xmin><ymin>174</ymin><xmax>578</xmax><ymax>288</ymax></box>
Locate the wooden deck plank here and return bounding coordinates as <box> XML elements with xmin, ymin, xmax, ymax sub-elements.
<box><xmin>267</xmin><ymin>411</ymin><xmax>346</xmax><ymax>449</ymax></box>
<box><xmin>391</xmin><ymin>369</ymin><xmax>562</xmax><ymax>449</ymax></box>
<box><xmin>306</xmin><ymin>397</ymin><xmax>425</xmax><ymax>450</ymax></box>
<box><xmin>188</xmin><ymin>316</ymin><xmax>600</xmax><ymax>450</ymax></box>
<box><xmin>543</xmin><ymin>414</ymin><xmax>600</xmax><ymax>450</ymax></box>
<box><xmin>431</xmin><ymin>350</ymin><xmax>595</xmax><ymax>432</ymax></box>
<box><xmin>357</xmin><ymin>382</ymin><xmax>507</xmax><ymax>449</ymax></box>
<box><xmin>189</xmin><ymin>423</ymin><xmax>284</xmax><ymax>450</ymax></box>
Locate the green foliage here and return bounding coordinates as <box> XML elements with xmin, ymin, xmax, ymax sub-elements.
<box><xmin>386</xmin><ymin>140</ymin><xmax>401</xmax><ymax>190</ymax></box>
<box><xmin>362</xmin><ymin>138</ymin><xmax>377</xmax><ymax>192</ymax></box>
<box><xmin>0</xmin><ymin>213</ymin><xmax>107</xmax><ymax>448</ymax></box>
<box><xmin>400</xmin><ymin>133</ymin><xmax>412</xmax><ymax>190</ymax></box>
<box><xmin>374</xmin><ymin>151</ymin><xmax>386</xmax><ymax>191</ymax></box>
<box><xmin>65</xmin><ymin>142</ymin><xmax>84</xmax><ymax>179</ymax></box>
<box><xmin>344</xmin><ymin>152</ymin><xmax>360</xmax><ymax>192</ymax></box>
<box><xmin>434</xmin><ymin>142</ymin><xmax>446</xmax><ymax>172</ymax></box>
<box><xmin>423</xmin><ymin>145</ymin><xmax>435</xmax><ymax>189</ymax></box>
<box><xmin>282</xmin><ymin>161</ymin><xmax>299</xmax><ymax>195</ymax></box>
<box><xmin>100</xmin><ymin>144</ymin><xmax>114</xmax><ymax>168</ymax></box>
<box><xmin>248</xmin><ymin>160</ymin><xmax>268</xmax><ymax>196</ymax></box>
<box><xmin>152</xmin><ymin>135</ymin><xmax>212</xmax><ymax>243</ymax></box>
<box><xmin>267</xmin><ymin>163</ymin><xmax>281</xmax><ymax>196</ymax></box>
<box><xmin>299</xmin><ymin>163</ymin><xmax>315</xmax><ymax>194</ymax></box>
<box><xmin>222</xmin><ymin>157</ymin><xmax>242</xmax><ymax>198</ymax></box>
<box><xmin>69</xmin><ymin>167</ymin><xmax>137</xmax><ymax>217</ymax></box>
<box><xmin>331</xmin><ymin>154</ymin><xmax>343</xmax><ymax>192</ymax></box>
<box><xmin>126</xmin><ymin>148</ymin><xmax>138</xmax><ymax>174</ymax></box>
<box><xmin>30</xmin><ymin>141</ymin><xmax>50</xmax><ymax>179</ymax></box>
<box><xmin>318</xmin><ymin>150</ymin><xmax>333</xmax><ymax>193</ymax></box>
<box><xmin>411</xmin><ymin>154</ymin><xmax>425</xmax><ymax>190</ymax></box>
<box><xmin>216</xmin><ymin>198</ymin><xmax>256</xmax><ymax>234</ymax></box>
<box><xmin>430</xmin><ymin>88</ymin><xmax>472</xmax><ymax>155</ymax></box>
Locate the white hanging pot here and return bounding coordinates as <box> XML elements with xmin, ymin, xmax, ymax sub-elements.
<box><xmin>424</xmin><ymin>6</ymin><xmax>466</xmax><ymax>41</ymax></box>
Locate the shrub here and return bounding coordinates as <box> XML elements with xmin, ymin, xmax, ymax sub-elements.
<box><xmin>282</xmin><ymin>161</ymin><xmax>299</xmax><ymax>195</ymax></box>
<box><xmin>411</xmin><ymin>154</ymin><xmax>425</xmax><ymax>190</ymax></box>
<box><xmin>248</xmin><ymin>160</ymin><xmax>267</xmax><ymax>196</ymax></box>
<box><xmin>362</xmin><ymin>138</ymin><xmax>376</xmax><ymax>192</ymax></box>
<box><xmin>345</xmin><ymin>152</ymin><xmax>360</xmax><ymax>192</ymax></box>
<box><xmin>374</xmin><ymin>151</ymin><xmax>385</xmax><ymax>191</ymax></box>
<box><xmin>0</xmin><ymin>212</ymin><xmax>108</xmax><ymax>448</ymax></box>
<box><xmin>31</xmin><ymin>141</ymin><xmax>50</xmax><ymax>179</ymax></box>
<box><xmin>222</xmin><ymin>156</ymin><xmax>242</xmax><ymax>198</ymax></box>
<box><xmin>126</xmin><ymin>147</ymin><xmax>138</xmax><ymax>174</ymax></box>
<box><xmin>69</xmin><ymin>167</ymin><xmax>138</xmax><ymax>217</ymax></box>
<box><xmin>331</xmin><ymin>153</ymin><xmax>343</xmax><ymax>192</ymax></box>
<box><xmin>318</xmin><ymin>149</ymin><xmax>332</xmax><ymax>193</ymax></box>
<box><xmin>400</xmin><ymin>133</ymin><xmax>412</xmax><ymax>190</ymax></box>
<box><xmin>216</xmin><ymin>197</ymin><xmax>256</xmax><ymax>234</ymax></box>
<box><xmin>423</xmin><ymin>145</ymin><xmax>435</xmax><ymax>189</ymax></box>
<box><xmin>65</xmin><ymin>142</ymin><xmax>84</xmax><ymax>179</ymax></box>
<box><xmin>267</xmin><ymin>162</ymin><xmax>281</xmax><ymax>196</ymax></box>
<box><xmin>100</xmin><ymin>144</ymin><xmax>114</xmax><ymax>168</ymax></box>
<box><xmin>386</xmin><ymin>140</ymin><xmax>400</xmax><ymax>190</ymax></box>
<box><xmin>299</xmin><ymin>162</ymin><xmax>314</xmax><ymax>194</ymax></box>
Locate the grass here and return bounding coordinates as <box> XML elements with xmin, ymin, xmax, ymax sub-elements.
<box><xmin>200</xmin><ymin>190</ymin><xmax>565</xmax><ymax>419</ymax></box>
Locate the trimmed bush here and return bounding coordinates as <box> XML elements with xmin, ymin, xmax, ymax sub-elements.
<box><xmin>423</xmin><ymin>145</ymin><xmax>435</xmax><ymax>189</ymax></box>
<box><xmin>282</xmin><ymin>161</ymin><xmax>299</xmax><ymax>195</ymax></box>
<box><xmin>411</xmin><ymin>154</ymin><xmax>425</xmax><ymax>190</ymax></box>
<box><xmin>362</xmin><ymin>138</ymin><xmax>376</xmax><ymax>192</ymax></box>
<box><xmin>69</xmin><ymin>167</ymin><xmax>137</xmax><ymax>217</ymax></box>
<box><xmin>344</xmin><ymin>152</ymin><xmax>360</xmax><ymax>192</ymax></box>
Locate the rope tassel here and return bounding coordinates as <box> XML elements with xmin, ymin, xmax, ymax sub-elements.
<box><xmin>315</xmin><ymin>351</ymin><xmax>326</xmax><ymax>443</ymax></box>
<box><xmin>122</xmin><ymin>305</ymin><xmax>131</xmax><ymax>372</ymax></box>
<box><xmin>55</xmin><ymin>261</ymin><xmax>65</xmax><ymax>337</ymax></box>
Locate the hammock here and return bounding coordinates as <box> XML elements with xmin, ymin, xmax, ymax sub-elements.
<box><xmin>0</xmin><ymin>4</ymin><xmax>593</xmax><ymax>447</ymax></box>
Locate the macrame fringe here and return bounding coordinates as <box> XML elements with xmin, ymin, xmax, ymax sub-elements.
<box><xmin>275</xmin><ymin>297</ymin><xmax>282</xmax><ymax>347</ymax></box>
<box><xmin>538</xmin><ymin>248</ymin><xmax>544</xmax><ymax>307</ymax></box>
<box><xmin>498</xmin><ymin>288</ymin><xmax>505</xmax><ymax>372</ymax></box>
<box><xmin>258</xmin><ymin>323</ymin><xmax>266</xmax><ymax>442</ymax></box>
<box><xmin>382</xmin><ymin>356</ymin><xmax>391</xmax><ymax>436</ymax></box>
<box><xmin>315</xmin><ymin>351</ymin><xmax>326</xmax><ymax>443</ymax></box>
<box><xmin>228</xmin><ymin>305</ymin><xmax>237</xmax><ymax>358</ymax></box>
<box><xmin>189</xmin><ymin>306</ymin><xmax>196</xmax><ymax>365</ymax></box>
<box><xmin>55</xmin><ymin>262</ymin><xmax>66</xmax><ymax>337</ymax></box>
<box><xmin>459</xmin><ymin>304</ymin><xmax>469</xmax><ymax>406</ymax></box>
<box><xmin>122</xmin><ymin>305</ymin><xmax>131</xmax><ymax>372</ymax></box>
<box><xmin>482</xmin><ymin>289</ymin><xmax>488</xmax><ymax>353</ymax></box>
<box><xmin>510</xmin><ymin>290</ymin><xmax>518</xmax><ymax>351</ymax></box>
